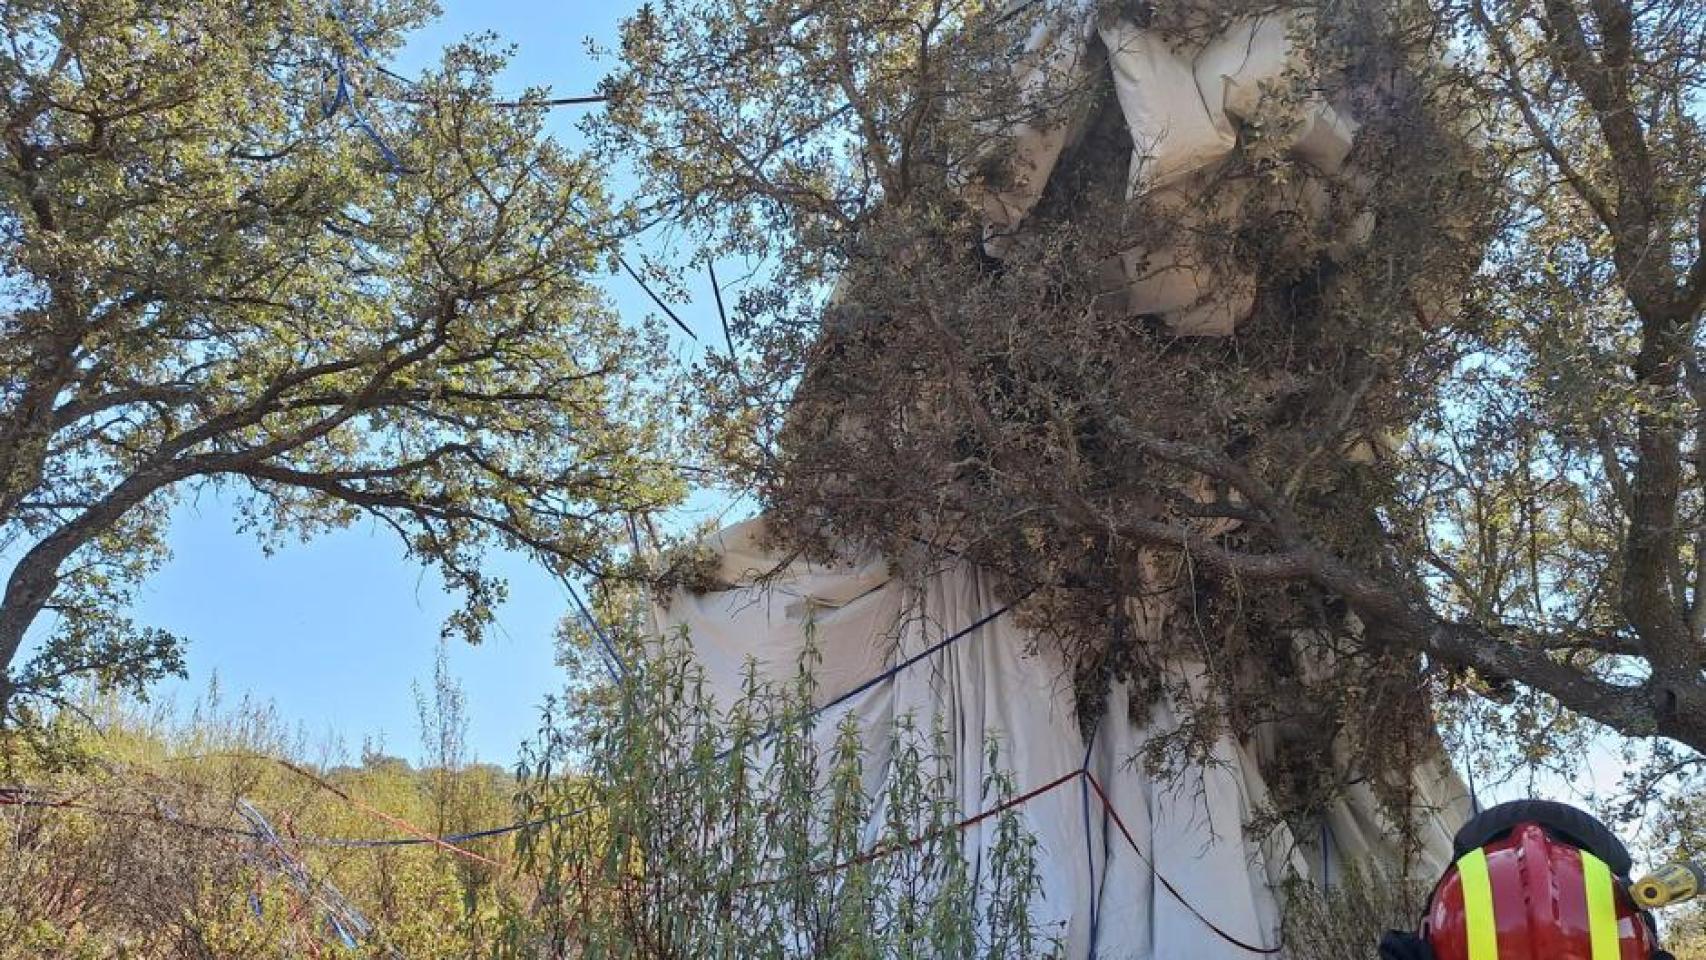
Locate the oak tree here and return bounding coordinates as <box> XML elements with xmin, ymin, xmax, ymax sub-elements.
<box><xmin>0</xmin><ymin>0</ymin><xmax>682</xmax><ymax>719</ymax></box>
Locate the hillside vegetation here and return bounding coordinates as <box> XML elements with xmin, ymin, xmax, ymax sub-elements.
<box><xmin>6</xmin><ymin>657</ymin><xmax>1703</xmax><ymax>958</ymax></box>
<box><xmin>0</xmin><ymin>638</ymin><xmax>1061</xmax><ymax>959</ymax></box>
<box><xmin>1</xmin><ymin>685</ymin><xmax>537</xmax><ymax>959</ymax></box>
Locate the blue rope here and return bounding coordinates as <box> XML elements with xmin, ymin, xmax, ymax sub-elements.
<box><xmin>24</xmin><ymin>588</ymin><xmax>1294</xmax><ymax>952</ymax></box>
<box><xmin>10</xmin><ymin>597</ymin><xmax>1020</xmax><ymax>850</ymax></box>
<box><xmin>1466</xmin><ymin>757</ymin><xmax>1482</xmax><ymax>815</ymax></box>
<box><xmin>1321</xmin><ymin>817</ymin><xmax>1331</xmax><ymax>888</ymax></box>
<box><xmin>565</xmin><ymin>580</ymin><xmax>628</xmax><ymax>683</ymax></box>
<box><xmin>814</xmin><ymin>597</ymin><xmax>1021</xmax><ymax>719</ymax></box>
<box><xmin>11</xmin><ymin>595</ymin><xmax>1020</xmax><ymax>855</ymax></box>
<box><xmin>295</xmin><ymin>812</ymin><xmax>589</xmax><ymax>848</ymax></box>
<box><xmin>1080</xmin><ymin>724</ymin><xmax>1102</xmax><ymax>955</ymax></box>
<box><xmin>324</xmin><ymin>4</ymin><xmax>406</xmax><ymax>172</ymax></box>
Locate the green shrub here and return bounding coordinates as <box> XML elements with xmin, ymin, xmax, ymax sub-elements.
<box><xmin>4</xmin><ymin>630</ymin><xmax>1055</xmax><ymax>958</ymax></box>
<box><xmin>0</xmin><ymin>685</ymin><xmax>519</xmax><ymax>959</ymax></box>
<box><xmin>512</xmin><ymin>632</ymin><xmax>1057</xmax><ymax>959</ymax></box>
<box><xmin>1281</xmin><ymin>863</ymin><xmax>1426</xmax><ymax>960</ymax></box>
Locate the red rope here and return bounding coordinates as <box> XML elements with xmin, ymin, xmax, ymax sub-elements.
<box><xmin>1082</xmin><ymin>771</ymin><xmax>1283</xmax><ymax>955</ymax></box>
<box><xmin>255</xmin><ymin>756</ymin><xmax>502</xmax><ymax>869</ymax></box>
<box><xmin>150</xmin><ymin>752</ymin><xmax>504</xmax><ymax>867</ymax></box>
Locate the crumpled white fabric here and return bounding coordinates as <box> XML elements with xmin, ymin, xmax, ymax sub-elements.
<box><xmin>967</xmin><ymin>5</ymin><xmax>1363</xmax><ymax>336</ymax></box>
<box><xmin>656</xmin><ymin>9</ymin><xmax>1464</xmax><ymax>953</ymax></box>
<box><xmin>654</xmin><ymin>518</ymin><xmax>1471</xmax><ymax>958</ymax></box>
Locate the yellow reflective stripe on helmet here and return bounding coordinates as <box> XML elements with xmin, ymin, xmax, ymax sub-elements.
<box><xmin>1582</xmin><ymin>851</ymin><xmax>1621</xmax><ymax>960</ymax></box>
<box><xmin>1458</xmin><ymin>848</ymin><xmax>1500</xmax><ymax>960</ymax></box>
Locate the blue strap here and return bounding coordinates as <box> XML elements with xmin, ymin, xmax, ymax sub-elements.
<box><xmin>1321</xmin><ymin>817</ymin><xmax>1331</xmax><ymax>888</ymax></box>
<box><xmin>1081</xmin><ymin>724</ymin><xmax>1102</xmax><ymax>954</ymax></box>
<box><xmin>565</xmin><ymin>581</ymin><xmax>628</xmax><ymax>683</ymax></box>
<box><xmin>324</xmin><ymin>4</ymin><xmax>406</xmax><ymax>172</ymax></box>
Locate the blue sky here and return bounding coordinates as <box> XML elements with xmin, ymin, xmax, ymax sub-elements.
<box><xmin>128</xmin><ymin>0</ymin><xmax>731</xmax><ymax>769</ymax></box>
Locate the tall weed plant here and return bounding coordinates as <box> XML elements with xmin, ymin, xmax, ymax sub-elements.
<box><xmin>2</xmin><ymin>628</ymin><xmax>1056</xmax><ymax>957</ymax></box>
<box><xmin>513</xmin><ymin>630</ymin><xmax>1058</xmax><ymax>959</ymax></box>
<box><xmin>1280</xmin><ymin>863</ymin><xmax>1425</xmax><ymax>960</ymax></box>
<box><xmin>0</xmin><ymin>679</ymin><xmax>525</xmax><ymax>959</ymax></box>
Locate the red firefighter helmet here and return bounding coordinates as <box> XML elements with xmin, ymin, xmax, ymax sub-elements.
<box><xmin>1381</xmin><ymin>800</ymin><xmax>1668</xmax><ymax>960</ymax></box>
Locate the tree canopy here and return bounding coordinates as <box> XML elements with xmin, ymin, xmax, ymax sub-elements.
<box><xmin>595</xmin><ymin>0</ymin><xmax>1704</xmax><ymax>816</ymax></box>
<box><xmin>1428</xmin><ymin>0</ymin><xmax>1706</xmax><ymax>788</ymax></box>
<box><xmin>0</xmin><ymin>0</ymin><xmax>682</xmax><ymax>720</ymax></box>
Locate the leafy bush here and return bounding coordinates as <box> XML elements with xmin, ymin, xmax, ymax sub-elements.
<box><xmin>1280</xmin><ymin>863</ymin><xmax>1425</xmax><ymax>960</ymax></box>
<box><xmin>0</xmin><ymin>685</ymin><xmax>523</xmax><ymax>959</ymax></box>
<box><xmin>512</xmin><ymin>633</ymin><xmax>1057</xmax><ymax>959</ymax></box>
<box><xmin>1</xmin><ymin>630</ymin><xmax>1054</xmax><ymax>958</ymax></box>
